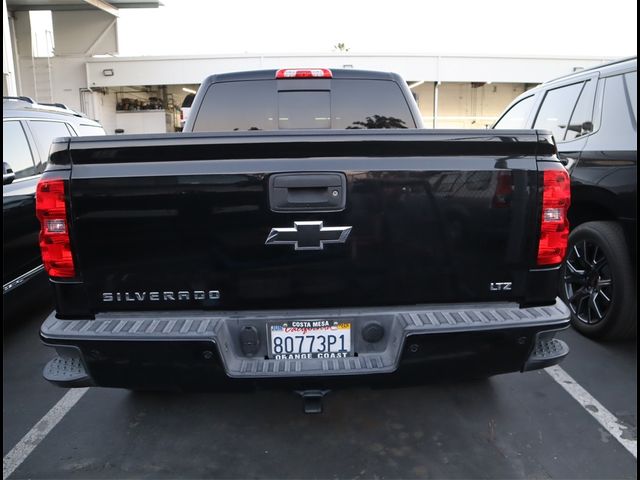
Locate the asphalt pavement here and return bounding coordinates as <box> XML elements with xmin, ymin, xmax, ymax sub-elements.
<box><xmin>3</xmin><ymin>298</ymin><xmax>637</xmax><ymax>479</ymax></box>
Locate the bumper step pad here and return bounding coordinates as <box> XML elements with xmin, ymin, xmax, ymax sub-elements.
<box><xmin>523</xmin><ymin>337</ymin><xmax>569</xmax><ymax>371</ymax></box>
<box><xmin>43</xmin><ymin>356</ymin><xmax>93</xmax><ymax>387</ymax></box>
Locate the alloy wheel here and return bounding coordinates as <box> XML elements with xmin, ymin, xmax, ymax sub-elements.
<box><xmin>563</xmin><ymin>240</ymin><xmax>613</xmax><ymax>325</ymax></box>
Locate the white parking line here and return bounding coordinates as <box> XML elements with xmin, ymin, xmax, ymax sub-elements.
<box><xmin>546</xmin><ymin>365</ymin><xmax>637</xmax><ymax>458</ymax></box>
<box><xmin>3</xmin><ymin>387</ymin><xmax>89</xmax><ymax>480</ymax></box>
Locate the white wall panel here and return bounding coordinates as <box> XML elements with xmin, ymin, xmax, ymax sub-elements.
<box><xmin>85</xmin><ymin>54</ymin><xmax>612</xmax><ymax>88</ymax></box>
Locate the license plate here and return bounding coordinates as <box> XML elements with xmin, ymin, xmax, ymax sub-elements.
<box><xmin>268</xmin><ymin>320</ymin><xmax>352</xmax><ymax>360</ymax></box>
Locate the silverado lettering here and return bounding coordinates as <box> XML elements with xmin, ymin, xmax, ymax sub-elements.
<box><xmin>102</xmin><ymin>290</ymin><xmax>221</xmax><ymax>302</ymax></box>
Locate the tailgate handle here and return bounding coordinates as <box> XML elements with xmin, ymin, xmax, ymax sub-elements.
<box><xmin>269</xmin><ymin>173</ymin><xmax>346</xmax><ymax>212</ymax></box>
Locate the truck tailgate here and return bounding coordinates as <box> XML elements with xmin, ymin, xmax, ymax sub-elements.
<box><xmin>63</xmin><ymin>130</ymin><xmax>544</xmax><ymax>313</ymax></box>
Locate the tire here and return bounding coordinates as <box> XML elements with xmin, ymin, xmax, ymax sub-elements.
<box><xmin>560</xmin><ymin>221</ymin><xmax>636</xmax><ymax>340</ymax></box>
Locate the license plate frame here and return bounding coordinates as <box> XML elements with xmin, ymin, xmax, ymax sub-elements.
<box><xmin>267</xmin><ymin>320</ymin><xmax>352</xmax><ymax>360</ymax></box>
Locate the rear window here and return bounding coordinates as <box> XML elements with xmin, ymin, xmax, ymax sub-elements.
<box><xmin>278</xmin><ymin>91</ymin><xmax>330</xmax><ymax>129</ymax></box>
<box><xmin>331</xmin><ymin>79</ymin><xmax>414</xmax><ymax>129</ymax></box>
<box><xmin>192</xmin><ymin>79</ymin><xmax>415</xmax><ymax>132</ymax></box>
<box><xmin>193</xmin><ymin>80</ymin><xmax>277</xmax><ymax>131</ymax></box>
<box><xmin>182</xmin><ymin>94</ymin><xmax>195</xmax><ymax>108</ymax></box>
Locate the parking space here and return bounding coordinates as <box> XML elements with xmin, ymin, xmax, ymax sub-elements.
<box><xmin>3</xmin><ymin>302</ymin><xmax>637</xmax><ymax>480</ymax></box>
<box><xmin>556</xmin><ymin>329</ymin><xmax>637</xmax><ymax>434</ymax></box>
<box><xmin>3</xmin><ymin>299</ymin><xmax>63</xmax><ymax>456</ymax></box>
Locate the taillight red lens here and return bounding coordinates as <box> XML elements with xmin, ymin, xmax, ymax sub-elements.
<box><xmin>537</xmin><ymin>165</ymin><xmax>571</xmax><ymax>266</ymax></box>
<box><xmin>36</xmin><ymin>178</ymin><xmax>75</xmax><ymax>278</ymax></box>
<box><xmin>275</xmin><ymin>68</ymin><xmax>333</xmax><ymax>79</ymax></box>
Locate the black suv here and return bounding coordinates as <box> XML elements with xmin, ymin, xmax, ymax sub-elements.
<box><xmin>3</xmin><ymin>97</ymin><xmax>105</xmax><ymax>304</ymax></box>
<box><xmin>494</xmin><ymin>57</ymin><xmax>637</xmax><ymax>339</ymax></box>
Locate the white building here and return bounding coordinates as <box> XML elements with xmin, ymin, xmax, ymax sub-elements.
<box><xmin>4</xmin><ymin>0</ymin><xmax>615</xmax><ymax>133</ymax></box>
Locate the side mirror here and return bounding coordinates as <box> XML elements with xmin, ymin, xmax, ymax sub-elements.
<box><xmin>3</xmin><ymin>162</ymin><xmax>15</xmax><ymax>185</ymax></box>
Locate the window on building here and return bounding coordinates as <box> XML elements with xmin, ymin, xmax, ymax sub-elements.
<box><xmin>29</xmin><ymin>10</ymin><xmax>55</xmax><ymax>58</ymax></box>
<box><xmin>3</xmin><ymin>121</ymin><xmax>37</xmax><ymax>179</ymax></box>
<box><xmin>533</xmin><ymin>82</ymin><xmax>584</xmax><ymax>142</ymax></box>
<box><xmin>493</xmin><ymin>95</ymin><xmax>535</xmax><ymax>129</ymax></box>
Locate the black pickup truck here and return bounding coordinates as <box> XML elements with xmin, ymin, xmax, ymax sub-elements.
<box><xmin>38</xmin><ymin>69</ymin><xmax>571</xmax><ymax>405</ymax></box>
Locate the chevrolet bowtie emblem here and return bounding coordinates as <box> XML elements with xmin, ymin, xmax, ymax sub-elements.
<box><xmin>265</xmin><ymin>221</ymin><xmax>352</xmax><ymax>251</ymax></box>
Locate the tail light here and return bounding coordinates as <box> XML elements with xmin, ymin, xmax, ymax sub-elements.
<box><xmin>537</xmin><ymin>164</ymin><xmax>571</xmax><ymax>266</ymax></box>
<box><xmin>276</xmin><ymin>68</ymin><xmax>332</xmax><ymax>79</ymax></box>
<box><xmin>36</xmin><ymin>176</ymin><xmax>76</xmax><ymax>278</ymax></box>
